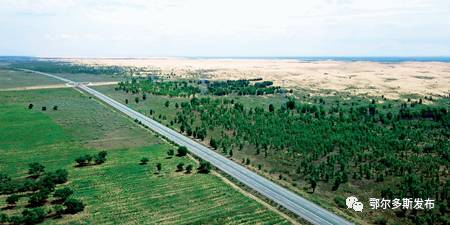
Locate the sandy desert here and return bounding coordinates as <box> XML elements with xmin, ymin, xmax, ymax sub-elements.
<box><xmin>71</xmin><ymin>58</ymin><xmax>450</xmax><ymax>99</ymax></box>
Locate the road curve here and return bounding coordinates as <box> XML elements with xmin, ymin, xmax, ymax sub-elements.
<box><xmin>21</xmin><ymin>69</ymin><xmax>354</xmax><ymax>225</ymax></box>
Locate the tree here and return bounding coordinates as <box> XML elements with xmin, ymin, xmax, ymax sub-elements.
<box><xmin>22</xmin><ymin>208</ymin><xmax>46</xmax><ymax>224</ymax></box>
<box><xmin>142</xmin><ymin>93</ymin><xmax>147</xmax><ymax>100</ymax></box>
<box><xmin>269</xmin><ymin>104</ymin><xmax>275</xmax><ymax>112</ymax></box>
<box><xmin>175</xmin><ymin>103</ymin><xmax>179</xmax><ymax>108</ymax></box>
<box><xmin>28</xmin><ymin>162</ymin><xmax>45</xmax><ymax>177</ymax></box>
<box><xmin>28</xmin><ymin>103</ymin><xmax>34</xmax><ymax>109</ymax></box>
<box><xmin>29</xmin><ymin>190</ymin><xmax>50</xmax><ymax>207</ymax></box>
<box><xmin>229</xmin><ymin>149</ymin><xmax>233</xmax><ymax>157</ymax></box>
<box><xmin>53</xmin><ymin>105</ymin><xmax>58</xmax><ymax>111</ymax></box>
<box><xmin>209</xmin><ymin>138</ymin><xmax>218</xmax><ymax>149</ymax></box>
<box><xmin>42</xmin><ymin>106</ymin><xmax>46</xmax><ymax>111</ymax></box>
<box><xmin>75</xmin><ymin>155</ymin><xmax>90</xmax><ymax>167</ymax></box>
<box><xmin>186</xmin><ymin>164</ymin><xmax>193</xmax><ymax>173</ymax></box>
<box><xmin>165</xmin><ymin>100</ymin><xmax>170</xmax><ymax>107</ymax></box>
<box><xmin>6</xmin><ymin>194</ymin><xmax>19</xmax><ymax>205</ymax></box>
<box><xmin>198</xmin><ymin>161</ymin><xmax>211</xmax><ymax>173</ymax></box>
<box><xmin>135</xmin><ymin>97</ymin><xmax>139</xmax><ymax>103</ymax></box>
<box><xmin>53</xmin><ymin>169</ymin><xmax>68</xmax><ymax>184</ymax></box>
<box><xmin>125</xmin><ymin>99</ymin><xmax>129</xmax><ymax>104</ymax></box>
<box><xmin>140</xmin><ymin>157</ymin><xmax>149</xmax><ymax>165</ymax></box>
<box><xmin>286</xmin><ymin>99</ymin><xmax>296</xmax><ymax>110</ymax></box>
<box><xmin>54</xmin><ymin>187</ymin><xmax>73</xmax><ymax>201</ymax></box>
<box><xmin>167</xmin><ymin>149</ymin><xmax>174</xmax><ymax>158</ymax></box>
<box><xmin>176</xmin><ymin>163</ymin><xmax>184</xmax><ymax>171</ymax></box>
<box><xmin>0</xmin><ymin>213</ymin><xmax>9</xmax><ymax>223</ymax></box>
<box><xmin>64</xmin><ymin>199</ymin><xmax>85</xmax><ymax>214</ymax></box>
<box><xmin>309</xmin><ymin>177</ymin><xmax>317</xmax><ymax>193</ymax></box>
<box><xmin>332</xmin><ymin>177</ymin><xmax>341</xmax><ymax>191</ymax></box>
<box><xmin>53</xmin><ymin>205</ymin><xmax>64</xmax><ymax>218</ymax></box>
<box><xmin>94</xmin><ymin>154</ymin><xmax>106</xmax><ymax>165</ymax></box>
<box><xmin>156</xmin><ymin>163</ymin><xmax>162</xmax><ymax>173</ymax></box>
<box><xmin>177</xmin><ymin>146</ymin><xmax>188</xmax><ymax>156</ymax></box>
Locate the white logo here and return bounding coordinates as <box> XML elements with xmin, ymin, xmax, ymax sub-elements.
<box><xmin>346</xmin><ymin>196</ymin><xmax>363</xmax><ymax>212</ymax></box>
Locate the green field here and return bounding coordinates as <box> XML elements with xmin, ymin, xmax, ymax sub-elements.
<box><xmin>0</xmin><ymin>69</ymin><xmax>63</xmax><ymax>89</ymax></box>
<box><xmin>94</xmin><ymin>83</ymin><xmax>450</xmax><ymax>225</ymax></box>
<box><xmin>0</xmin><ymin>88</ymin><xmax>289</xmax><ymax>224</ymax></box>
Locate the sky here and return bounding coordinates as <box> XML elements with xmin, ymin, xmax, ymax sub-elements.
<box><xmin>1</xmin><ymin>0</ymin><xmax>450</xmax><ymax>57</ymax></box>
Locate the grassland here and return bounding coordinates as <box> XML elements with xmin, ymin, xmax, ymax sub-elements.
<box><xmin>0</xmin><ymin>87</ymin><xmax>289</xmax><ymax>224</ymax></box>
<box><xmin>0</xmin><ymin>69</ymin><xmax>63</xmax><ymax>89</ymax></box>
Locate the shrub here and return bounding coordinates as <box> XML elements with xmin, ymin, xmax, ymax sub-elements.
<box><xmin>28</xmin><ymin>162</ymin><xmax>45</xmax><ymax>177</ymax></box>
<box><xmin>54</xmin><ymin>187</ymin><xmax>73</xmax><ymax>201</ymax></box>
<box><xmin>198</xmin><ymin>161</ymin><xmax>211</xmax><ymax>173</ymax></box>
<box><xmin>140</xmin><ymin>157</ymin><xmax>149</xmax><ymax>165</ymax></box>
<box><xmin>64</xmin><ymin>199</ymin><xmax>85</xmax><ymax>214</ymax></box>
<box><xmin>185</xmin><ymin>164</ymin><xmax>193</xmax><ymax>173</ymax></box>
<box><xmin>334</xmin><ymin>196</ymin><xmax>346</xmax><ymax>208</ymax></box>
<box><xmin>6</xmin><ymin>194</ymin><xmax>19</xmax><ymax>205</ymax></box>
<box><xmin>176</xmin><ymin>163</ymin><xmax>184</xmax><ymax>171</ymax></box>
<box><xmin>177</xmin><ymin>146</ymin><xmax>188</xmax><ymax>156</ymax></box>
<box><xmin>167</xmin><ymin>149</ymin><xmax>174</xmax><ymax>157</ymax></box>
<box><xmin>22</xmin><ymin>208</ymin><xmax>46</xmax><ymax>224</ymax></box>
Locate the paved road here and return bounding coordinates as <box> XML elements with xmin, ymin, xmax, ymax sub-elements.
<box><xmin>22</xmin><ymin>69</ymin><xmax>354</xmax><ymax>225</ymax></box>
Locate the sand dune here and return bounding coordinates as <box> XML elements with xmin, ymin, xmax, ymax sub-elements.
<box><xmin>71</xmin><ymin>58</ymin><xmax>450</xmax><ymax>99</ymax></box>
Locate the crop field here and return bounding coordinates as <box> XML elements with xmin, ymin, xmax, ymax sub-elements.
<box><xmin>0</xmin><ymin>88</ymin><xmax>289</xmax><ymax>224</ymax></box>
<box><xmin>0</xmin><ymin>68</ymin><xmax>63</xmax><ymax>89</ymax></box>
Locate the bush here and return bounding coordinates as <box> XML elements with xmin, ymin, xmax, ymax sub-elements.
<box><xmin>167</xmin><ymin>149</ymin><xmax>174</xmax><ymax>157</ymax></box>
<box><xmin>28</xmin><ymin>189</ymin><xmax>50</xmax><ymax>207</ymax></box>
<box><xmin>373</xmin><ymin>216</ymin><xmax>388</xmax><ymax>225</ymax></box>
<box><xmin>75</xmin><ymin>155</ymin><xmax>90</xmax><ymax>167</ymax></box>
<box><xmin>28</xmin><ymin>162</ymin><xmax>45</xmax><ymax>177</ymax></box>
<box><xmin>54</xmin><ymin>187</ymin><xmax>73</xmax><ymax>201</ymax></box>
<box><xmin>186</xmin><ymin>164</ymin><xmax>193</xmax><ymax>173</ymax></box>
<box><xmin>0</xmin><ymin>213</ymin><xmax>9</xmax><ymax>223</ymax></box>
<box><xmin>176</xmin><ymin>163</ymin><xmax>184</xmax><ymax>171</ymax></box>
<box><xmin>22</xmin><ymin>207</ymin><xmax>46</xmax><ymax>224</ymax></box>
<box><xmin>64</xmin><ymin>199</ymin><xmax>85</xmax><ymax>214</ymax></box>
<box><xmin>198</xmin><ymin>161</ymin><xmax>212</xmax><ymax>173</ymax></box>
<box><xmin>334</xmin><ymin>196</ymin><xmax>346</xmax><ymax>208</ymax></box>
<box><xmin>28</xmin><ymin>104</ymin><xmax>33</xmax><ymax>109</ymax></box>
<box><xmin>140</xmin><ymin>157</ymin><xmax>149</xmax><ymax>165</ymax></box>
<box><xmin>177</xmin><ymin>146</ymin><xmax>188</xmax><ymax>156</ymax></box>
<box><xmin>6</xmin><ymin>194</ymin><xmax>20</xmax><ymax>205</ymax></box>
<box><xmin>53</xmin><ymin>205</ymin><xmax>64</xmax><ymax>218</ymax></box>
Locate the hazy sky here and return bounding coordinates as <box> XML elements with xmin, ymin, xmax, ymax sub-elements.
<box><xmin>1</xmin><ymin>0</ymin><xmax>450</xmax><ymax>57</ymax></box>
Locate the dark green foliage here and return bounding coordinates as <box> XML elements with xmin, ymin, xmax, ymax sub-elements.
<box><xmin>167</xmin><ymin>149</ymin><xmax>174</xmax><ymax>157</ymax></box>
<box><xmin>28</xmin><ymin>189</ymin><xmax>50</xmax><ymax>207</ymax></box>
<box><xmin>41</xmin><ymin>106</ymin><xmax>46</xmax><ymax>111</ymax></box>
<box><xmin>334</xmin><ymin>196</ymin><xmax>346</xmax><ymax>208</ymax></box>
<box><xmin>54</xmin><ymin>187</ymin><xmax>73</xmax><ymax>201</ymax></box>
<box><xmin>177</xmin><ymin>146</ymin><xmax>188</xmax><ymax>156</ymax></box>
<box><xmin>198</xmin><ymin>161</ymin><xmax>212</xmax><ymax>173</ymax></box>
<box><xmin>140</xmin><ymin>157</ymin><xmax>149</xmax><ymax>165</ymax></box>
<box><xmin>28</xmin><ymin>103</ymin><xmax>33</xmax><ymax>109</ymax></box>
<box><xmin>165</xmin><ymin>100</ymin><xmax>170</xmax><ymax>107</ymax></box>
<box><xmin>28</xmin><ymin>162</ymin><xmax>45</xmax><ymax>177</ymax></box>
<box><xmin>53</xmin><ymin>205</ymin><xmax>64</xmax><ymax>218</ymax></box>
<box><xmin>22</xmin><ymin>207</ymin><xmax>46</xmax><ymax>224</ymax></box>
<box><xmin>53</xmin><ymin>105</ymin><xmax>58</xmax><ymax>111</ymax></box>
<box><xmin>209</xmin><ymin>138</ymin><xmax>218</xmax><ymax>149</ymax></box>
<box><xmin>269</xmin><ymin>104</ymin><xmax>274</xmax><ymax>112</ymax></box>
<box><xmin>186</xmin><ymin>164</ymin><xmax>193</xmax><ymax>173</ymax></box>
<box><xmin>156</xmin><ymin>163</ymin><xmax>162</xmax><ymax>173</ymax></box>
<box><xmin>0</xmin><ymin>213</ymin><xmax>8</xmax><ymax>223</ymax></box>
<box><xmin>75</xmin><ymin>155</ymin><xmax>91</xmax><ymax>167</ymax></box>
<box><xmin>176</xmin><ymin>163</ymin><xmax>184</xmax><ymax>172</ymax></box>
<box><xmin>64</xmin><ymin>199</ymin><xmax>85</xmax><ymax>214</ymax></box>
<box><xmin>6</xmin><ymin>194</ymin><xmax>20</xmax><ymax>205</ymax></box>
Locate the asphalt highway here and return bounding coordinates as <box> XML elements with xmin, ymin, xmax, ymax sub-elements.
<box><xmin>22</xmin><ymin>69</ymin><xmax>354</xmax><ymax>225</ymax></box>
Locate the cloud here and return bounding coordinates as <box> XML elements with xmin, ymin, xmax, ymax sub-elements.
<box><xmin>0</xmin><ymin>0</ymin><xmax>449</xmax><ymax>56</ymax></box>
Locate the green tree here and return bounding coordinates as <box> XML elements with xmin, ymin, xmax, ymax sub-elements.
<box><xmin>6</xmin><ymin>194</ymin><xmax>19</xmax><ymax>205</ymax></box>
<box><xmin>22</xmin><ymin>208</ymin><xmax>46</xmax><ymax>224</ymax></box>
<box><xmin>54</xmin><ymin>187</ymin><xmax>73</xmax><ymax>201</ymax></box>
<box><xmin>28</xmin><ymin>103</ymin><xmax>33</xmax><ymax>109</ymax></box>
<box><xmin>309</xmin><ymin>177</ymin><xmax>317</xmax><ymax>193</ymax></box>
<box><xmin>28</xmin><ymin>190</ymin><xmax>50</xmax><ymax>207</ymax></box>
<box><xmin>140</xmin><ymin>157</ymin><xmax>149</xmax><ymax>165</ymax></box>
<box><xmin>269</xmin><ymin>104</ymin><xmax>275</xmax><ymax>112</ymax></box>
<box><xmin>53</xmin><ymin>205</ymin><xmax>64</xmax><ymax>218</ymax></box>
<box><xmin>198</xmin><ymin>161</ymin><xmax>212</xmax><ymax>173</ymax></box>
<box><xmin>64</xmin><ymin>199</ymin><xmax>85</xmax><ymax>214</ymax></box>
<box><xmin>209</xmin><ymin>138</ymin><xmax>218</xmax><ymax>149</ymax></box>
<box><xmin>167</xmin><ymin>149</ymin><xmax>175</xmax><ymax>158</ymax></box>
<box><xmin>165</xmin><ymin>100</ymin><xmax>170</xmax><ymax>107</ymax></box>
<box><xmin>176</xmin><ymin>163</ymin><xmax>184</xmax><ymax>171</ymax></box>
<box><xmin>28</xmin><ymin>162</ymin><xmax>45</xmax><ymax>177</ymax></box>
<box><xmin>156</xmin><ymin>163</ymin><xmax>162</xmax><ymax>173</ymax></box>
<box><xmin>186</xmin><ymin>164</ymin><xmax>193</xmax><ymax>173</ymax></box>
<box><xmin>177</xmin><ymin>146</ymin><xmax>188</xmax><ymax>156</ymax></box>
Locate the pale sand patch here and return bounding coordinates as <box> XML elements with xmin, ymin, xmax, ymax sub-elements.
<box><xmin>69</xmin><ymin>58</ymin><xmax>450</xmax><ymax>99</ymax></box>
